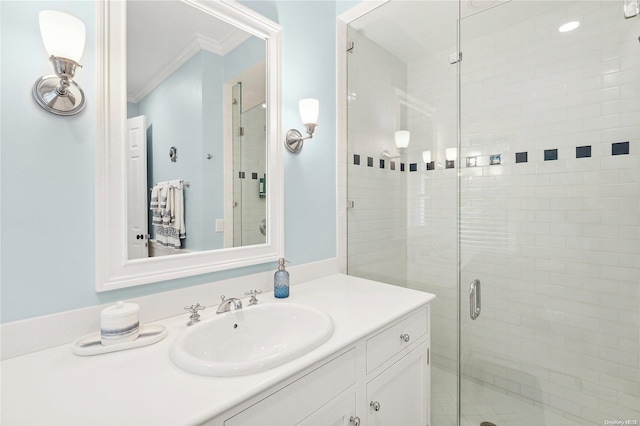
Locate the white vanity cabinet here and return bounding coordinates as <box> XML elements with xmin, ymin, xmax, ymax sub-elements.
<box><xmin>298</xmin><ymin>391</ymin><xmax>357</xmax><ymax>426</ymax></box>
<box><xmin>212</xmin><ymin>305</ymin><xmax>430</xmax><ymax>426</ymax></box>
<box><xmin>220</xmin><ymin>349</ymin><xmax>358</xmax><ymax>426</ymax></box>
<box><xmin>366</xmin><ymin>341</ymin><xmax>429</xmax><ymax>426</ymax></box>
<box><xmin>1</xmin><ymin>274</ymin><xmax>436</xmax><ymax>425</ymax></box>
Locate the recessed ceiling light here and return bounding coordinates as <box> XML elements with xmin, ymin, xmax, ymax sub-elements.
<box><xmin>559</xmin><ymin>21</ymin><xmax>580</xmax><ymax>32</ymax></box>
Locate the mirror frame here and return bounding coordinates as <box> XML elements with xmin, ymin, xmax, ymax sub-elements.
<box><xmin>96</xmin><ymin>0</ymin><xmax>283</xmax><ymax>292</ymax></box>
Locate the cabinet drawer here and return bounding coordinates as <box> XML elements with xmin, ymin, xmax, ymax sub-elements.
<box><xmin>366</xmin><ymin>307</ymin><xmax>428</xmax><ymax>374</ymax></box>
<box><xmin>224</xmin><ymin>349</ymin><xmax>356</xmax><ymax>426</ymax></box>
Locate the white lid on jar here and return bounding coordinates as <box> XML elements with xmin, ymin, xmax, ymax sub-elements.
<box><xmin>101</xmin><ymin>301</ymin><xmax>139</xmax><ymax>321</ymax></box>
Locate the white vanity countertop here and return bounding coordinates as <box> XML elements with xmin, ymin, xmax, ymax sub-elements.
<box><xmin>1</xmin><ymin>273</ymin><xmax>435</xmax><ymax>425</ymax></box>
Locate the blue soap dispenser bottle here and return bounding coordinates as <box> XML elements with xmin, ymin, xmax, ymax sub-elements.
<box><xmin>274</xmin><ymin>258</ymin><xmax>290</xmax><ymax>298</ymax></box>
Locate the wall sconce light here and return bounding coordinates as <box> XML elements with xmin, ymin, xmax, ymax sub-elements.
<box><xmin>394</xmin><ymin>130</ymin><xmax>410</xmax><ymax>149</ymax></box>
<box><xmin>423</xmin><ymin>150</ymin><xmax>435</xmax><ymax>170</ymax></box>
<box><xmin>33</xmin><ymin>10</ymin><xmax>86</xmax><ymax>116</ymax></box>
<box><xmin>445</xmin><ymin>147</ymin><xmax>457</xmax><ymax>169</ymax></box>
<box><xmin>624</xmin><ymin>0</ymin><xmax>639</xmax><ymax>18</ymax></box>
<box><xmin>382</xmin><ymin>130</ymin><xmax>411</xmax><ymax>159</ymax></box>
<box><xmin>285</xmin><ymin>98</ymin><xmax>319</xmax><ymax>153</ymax></box>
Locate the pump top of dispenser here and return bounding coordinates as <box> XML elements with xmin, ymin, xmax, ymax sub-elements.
<box><xmin>278</xmin><ymin>258</ymin><xmax>289</xmax><ymax>271</ymax></box>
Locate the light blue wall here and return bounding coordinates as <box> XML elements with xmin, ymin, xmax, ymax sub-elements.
<box><xmin>0</xmin><ymin>0</ymin><xmax>341</xmax><ymax>323</ymax></box>
<box><xmin>241</xmin><ymin>0</ymin><xmax>338</xmax><ymax>265</ymax></box>
<box><xmin>136</xmin><ymin>50</ymin><xmax>232</xmax><ymax>252</ymax></box>
<box><xmin>224</xmin><ymin>36</ymin><xmax>266</xmax><ymax>82</ymax></box>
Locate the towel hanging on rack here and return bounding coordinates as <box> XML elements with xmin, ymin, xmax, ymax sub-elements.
<box><xmin>150</xmin><ymin>180</ymin><xmax>186</xmax><ymax>248</ymax></box>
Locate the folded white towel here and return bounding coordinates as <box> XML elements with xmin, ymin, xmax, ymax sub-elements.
<box><xmin>150</xmin><ymin>182</ymin><xmax>168</xmax><ymax>225</ymax></box>
<box><xmin>155</xmin><ymin>180</ymin><xmax>186</xmax><ymax>248</ymax></box>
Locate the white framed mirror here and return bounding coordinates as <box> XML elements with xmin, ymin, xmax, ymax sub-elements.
<box><xmin>96</xmin><ymin>0</ymin><xmax>283</xmax><ymax>292</ymax></box>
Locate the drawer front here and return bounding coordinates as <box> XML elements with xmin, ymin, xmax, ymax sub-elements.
<box><xmin>224</xmin><ymin>349</ymin><xmax>356</xmax><ymax>426</ymax></box>
<box><xmin>366</xmin><ymin>307</ymin><xmax>428</xmax><ymax>374</ymax></box>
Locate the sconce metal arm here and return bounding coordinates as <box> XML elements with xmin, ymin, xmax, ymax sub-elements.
<box><xmin>285</xmin><ymin>123</ymin><xmax>317</xmax><ymax>153</ymax></box>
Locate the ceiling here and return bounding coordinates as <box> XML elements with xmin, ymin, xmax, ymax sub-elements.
<box><xmin>348</xmin><ymin>1</ymin><xmax>459</xmax><ymax>63</ymax></box>
<box><xmin>347</xmin><ymin>0</ymin><xmax>572</xmax><ymax>64</ymax></box>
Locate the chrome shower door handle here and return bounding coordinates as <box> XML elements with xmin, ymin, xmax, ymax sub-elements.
<box><xmin>470</xmin><ymin>279</ymin><xmax>481</xmax><ymax>320</ymax></box>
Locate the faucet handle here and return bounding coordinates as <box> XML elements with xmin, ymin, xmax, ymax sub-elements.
<box><xmin>184</xmin><ymin>303</ymin><xmax>205</xmax><ymax>313</ymax></box>
<box><xmin>184</xmin><ymin>303</ymin><xmax>205</xmax><ymax>326</ymax></box>
<box><xmin>244</xmin><ymin>289</ymin><xmax>262</xmax><ymax>305</ymax></box>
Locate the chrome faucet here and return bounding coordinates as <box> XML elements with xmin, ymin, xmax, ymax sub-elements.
<box><xmin>216</xmin><ymin>295</ymin><xmax>243</xmax><ymax>314</ymax></box>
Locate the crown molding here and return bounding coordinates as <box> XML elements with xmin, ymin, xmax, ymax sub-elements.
<box><xmin>127</xmin><ymin>31</ymin><xmax>251</xmax><ymax>104</ymax></box>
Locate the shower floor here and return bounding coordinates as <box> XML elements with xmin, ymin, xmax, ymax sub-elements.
<box><xmin>431</xmin><ymin>366</ymin><xmax>583</xmax><ymax>426</ymax></box>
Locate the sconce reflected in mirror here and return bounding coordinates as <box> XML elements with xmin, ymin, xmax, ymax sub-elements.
<box><xmin>446</xmin><ymin>147</ymin><xmax>457</xmax><ymax>169</ymax></box>
<box><xmin>394</xmin><ymin>130</ymin><xmax>410</xmax><ymax>149</ymax></box>
<box><xmin>33</xmin><ymin>10</ymin><xmax>86</xmax><ymax>116</ymax></box>
<box><xmin>285</xmin><ymin>98</ymin><xmax>319</xmax><ymax>153</ymax></box>
<box><xmin>423</xmin><ymin>150</ymin><xmax>435</xmax><ymax>170</ymax></box>
<box><xmin>381</xmin><ymin>130</ymin><xmax>411</xmax><ymax>159</ymax></box>
<box><xmin>624</xmin><ymin>0</ymin><xmax>639</xmax><ymax>18</ymax></box>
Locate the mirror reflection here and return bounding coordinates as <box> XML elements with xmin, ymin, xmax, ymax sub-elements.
<box><xmin>125</xmin><ymin>1</ymin><xmax>267</xmax><ymax>260</ymax></box>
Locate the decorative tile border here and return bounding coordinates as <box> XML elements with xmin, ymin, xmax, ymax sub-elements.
<box><xmin>612</xmin><ymin>141</ymin><xmax>629</xmax><ymax>156</ymax></box>
<box><xmin>349</xmin><ymin>141</ymin><xmax>631</xmax><ymax>173</ymax></box>
<box><xmin>237</xmin><ymin>171</ymin><xmax>265</xmax><ymax>179</ymax></box>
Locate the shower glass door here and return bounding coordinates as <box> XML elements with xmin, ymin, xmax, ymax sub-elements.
<box><xmin>345</xmin><ymin>1</ymin><xmax>639</xmax><ymax>425</ymax></box>
<box><xmin>459</xmin><ymin>1</ymin><xmax>640</xmax><ymax>425</ymax></box>
<box><xmin>345</xmin><ymin>2</ymin><xmax>460</xmax><ymax>425</ymax></box>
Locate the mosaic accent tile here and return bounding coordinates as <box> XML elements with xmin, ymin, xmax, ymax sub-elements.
<box><xmin>515</xmin><ymin>152</ymin><xmax>528</xmax><ymax>163</ymax></box>
<box><xmin>612</xmin><ymin>141</ymin><xmax>629</xmax><ymax>155</ymax></box>
<box><xmin>544</xmin><ymin>149</ymin><xmax>558</xmax><ymax>161</ymax></box>
<box><xmin>576</xmin><ymin>146</ymin><xmax>591</xmax><ymax>158</ymax></box>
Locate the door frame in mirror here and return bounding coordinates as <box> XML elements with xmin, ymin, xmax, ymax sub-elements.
<box><xmin>96</xmin><ymin>0</ymin><xmax>283</xmax><ymax>292</ymax></box>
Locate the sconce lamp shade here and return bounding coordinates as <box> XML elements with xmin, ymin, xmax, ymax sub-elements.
<box><xmin>39</xmin><ymin>10</ymin><xmax>86</xmax><ymax>62</ymax></box>
<box><xmin>285</xmin><ymin>99</ymin><xmax>320</xmax><ymax>153</ymax></box>
<box><xmin>422</xmin><ymin>150</ymin><xmax>432</xmax><ymax>163</ymax></box>
<box><xmin>33</xmin><ymin>10</ymin><xmax>87</xmax><ymax>115</ymax></box>
<box><xmin>299</xmin><ymin>98</ymin><xmax>319</xmax><ymax>124</ymax></box>
<box><xmin>446</xmin><ymin>147</ymin><xmax>458</xmax><ymax>161</ymax></box>
<box><xmin>394</xmin><ymin>130</ymin><xmax>410</xmax><ymax>149</ymax></box>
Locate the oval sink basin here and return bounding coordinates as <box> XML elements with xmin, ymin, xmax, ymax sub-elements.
<box><xmin>170</xmin><ymin>303</ymin><xmax>334</xmax><ymax>376</ymax></box>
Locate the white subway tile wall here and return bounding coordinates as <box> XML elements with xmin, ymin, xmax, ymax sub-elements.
<box><xmin>347</xmin><ymin>0</ymin><xmax>639</xmax><ymax>424</ymax></box>
<box><xmin>454</xmin><ymin>1</ymin><xmax>639</xmax><ymax>423</ymax></box>
<box><xmin>238</xmin><ymin>105</ymin><xmax>267</xmax><ymax>246</ymax></box>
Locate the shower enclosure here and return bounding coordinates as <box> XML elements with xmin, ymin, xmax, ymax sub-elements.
<box><xmin>342</xmin><ymin>1</ymin><xmax>639</xmax><ymax>425</ymax></box>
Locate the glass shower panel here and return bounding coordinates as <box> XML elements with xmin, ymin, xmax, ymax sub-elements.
<box><xmin>346</xmin><ymin>17</ymin><xmax>408</xmax><ymax>287</ymax></box>
<box><xmin>239</xmin><ymin>102</ymin><xmax>267</xmax><ymax>246</ymax></box>
<box><xmin>346</xmin><ymin>2</ymin><xmax>459</xmax><ymax>425</ymax></box>
<box><xmin>231</xmin><ymin>82</ymin><xmax>267</xmax><ymax>247</ymax></box>
<box><xmin>459</xmin><ymin>1</ymin><xmax>640</xmax><ymax>425</ymax></box>
<box><xmin>232</xmin><ymin>83</ymin><xmax>243</xmax><ymax>247</ymax></box>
